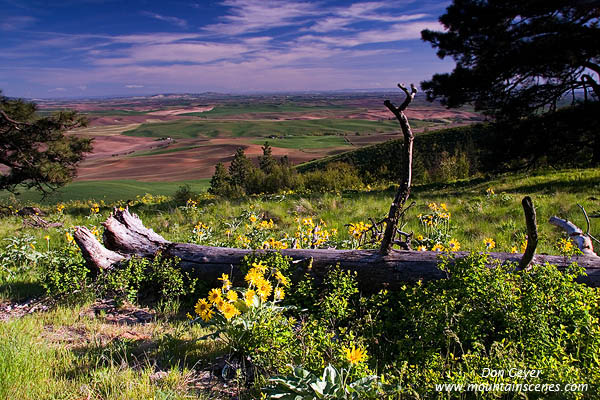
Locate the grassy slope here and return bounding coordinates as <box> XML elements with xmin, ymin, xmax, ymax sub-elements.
<box><xmin>250</xmin><ymin>135</ymin><xmax>351</xmax><ymax>149</ymax></box>
<box><xmin>1</xmin><ymin>167</ymin><xmax>599</xmax><ymax>399</ymax></box>
<box><xmin>122</xmin><ymin>119</ymin><xmax>408</xmax><ymax>139</ymax></box>
<box><xmin>0</xmin><ymin>179</ymin><xmax>210</xmax><ymax>204</ymax></box>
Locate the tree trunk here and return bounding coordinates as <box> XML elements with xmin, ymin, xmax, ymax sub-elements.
<box><xmin>73</xmin><ymin>209</ymin><xmax>600</xmax><ymax>290</ymax></box>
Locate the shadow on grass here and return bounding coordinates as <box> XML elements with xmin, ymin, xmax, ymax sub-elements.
<box><xmin>0</xmin><ymin>278</ymin><xmax>45</xmax><ymax>302</ymax></box>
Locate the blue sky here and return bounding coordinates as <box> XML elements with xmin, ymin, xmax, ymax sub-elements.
<box><xmin>0</xmin><ymin>0</ymin><xmax>453</xmax><ymax>98</ymax></box>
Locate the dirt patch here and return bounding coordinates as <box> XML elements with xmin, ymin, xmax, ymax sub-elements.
<box><xmin>0</xmin><ymin>298</ymin><xmax>51</xmax><ymax>322</ymax></box>
<box><xmin>82</xmin><ymin>135</ymin><xmax>170</xmax><ymax>160</ymax></box>
<box><xmin>79</xmin><ymin>299</ymin><xmax>155</xmax><ymax>325</ymax></box>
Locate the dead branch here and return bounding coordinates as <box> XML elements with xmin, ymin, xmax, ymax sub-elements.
<box><xmin>380</xmin><ymin>83</ymin><xmax>418</xmax><ymax>254</ymax></box>
<box><xmin>549</xmin><ymin>216</ymin><xmax>597</xmax><ymax>256</ymax></box>
<box><xmin>518</xmin><ymin>196</ymin><xmax>538</xmax><ymax>269</ymax></box>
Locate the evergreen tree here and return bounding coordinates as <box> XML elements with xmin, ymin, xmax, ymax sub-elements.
<box><xmin>228</xmin><ymin>147</ymin><xmax>253</xmax><ymax>190</ymax></box>
<box><xmin>0</xmin><ymin>90</ymin><xmax>92</xmax><ymax>194</ymax></box>
<box><xmin>259</xmin><ymin>141</ymin><xmax>276</xmax><ymax>173</ymax></box>
<box><xmin>421</xmin><ymin>0</ymin><xmax>600</xmax><ymax>118</ymax></box>
<box><xmin>208</xmin><ymin>162</ymin><xmax>230</xmax><ymax>196</ymax></box>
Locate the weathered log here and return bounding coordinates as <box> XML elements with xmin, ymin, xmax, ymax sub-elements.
<box><xmin>73</xmin><ymin>209</ymin><xmax>600</xmax><ymax>289</ymax></box>
<box><xmin>549</xmin><ymin>216</ymin><xmax>597</xmax><ymax>256</ymax></box>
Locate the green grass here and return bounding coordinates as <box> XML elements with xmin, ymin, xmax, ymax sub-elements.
<box><xmin>1</xmin><ymin>167</ymin><xmax>600</xmax><ymax>399</ymax></box>
<box><xmin>181</xmin><ymin>103</ymin><xmax>348</xmax><ymax>117</ymax></box>
<box><xmin>0</xmin><ymin>305</ymin><xmax>216</xmax><ymax>399</ymax></box>
<box><xmin>251</xmin><ymin>135</ymin><xmax>352</xmax><ymax>149</ymax></box>
<box><xmin>130</xmin><ymin>144</ymin><xmax>205</xmax><ymax>157</ymax></box>
<box><xmin>0</xmin><ymin>179</ymin><xmax>210</xmax><ymax>204</ymax></box>
<box><xmin>122</xmin><ymin>119</ymin><xmax>405</xmax><ymax>139</ymax></box>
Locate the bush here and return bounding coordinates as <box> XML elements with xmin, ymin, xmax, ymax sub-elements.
<box><xmin>302</xmin><ymin>162</ymin><xmax>363</xmax><ymax>192</ymax></box>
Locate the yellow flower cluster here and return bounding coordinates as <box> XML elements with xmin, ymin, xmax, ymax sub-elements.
<box><xmin>194</xmin><ymin>221</ymin><xmax>209</xmax><ymax>236</ymax></box>
<box><xmin>90</xmin><ymin>203</ymin><xmax>100</xmax><ymax>214</ymax></box>
<box><xmin>136</xmin><ymin>193</ymin><xmax>169</xmax><ymax>205</ymax></box>
<box><xmin>486</xmin><ymin>187</ymin><xmax>495</xmax><ymax>196</ymax></box>
<box><xmin>56</xmin><ymin>204</ymin><xmax>65</xmax><ymax>213</ymax></box>
<box><xmin>65</xmin><ymin>231</ymin><xmax>75</xmax><ymax>245</ymax></box>
<box><xmin>90</xmin><ymin>226</ymin><xmax>101</xmax><ymax>238</ymax></box>
<box><xmin>347</xmin><ymin>221</ymin><xmax>371</xmax><ymax>240</ymax></box>
<box><xmin>292</xmin><ymin>217</ymin><xmax>337</xmax><ymax>248</ymax></box>
<box><xmin>483</xmin><ymin>237</ymin><xmax>496</xmax><ymax>250</ymax></box>
<box><xmin>557</xmin><ymin>238</ymin><xmax>576</xmax><ymax>256</ymax></box>
<box><xmin>186</xmin><ymin>198</ymin><xmax>198</xmax><ymax>208</ymax></box>
<box><xmin>262</xmin><ymin>237</ymin><xmax>288</xmax><ymax>250</ymax></box>
<box><xmin>194</xmin><ymin>261</ymin><xmax>291</xmax><ymax>323</ymax></box>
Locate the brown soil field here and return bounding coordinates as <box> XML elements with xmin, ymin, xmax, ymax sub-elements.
<box><xmin>75</xmin><ymin>137</ymin><xmax>349</xmax><ymax>181</ymax></box>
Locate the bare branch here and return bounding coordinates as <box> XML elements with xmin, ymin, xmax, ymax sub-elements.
<box><xmin>518</xmin><ymin>196</ymin><xmax>538</xmax><ymax>269</ymax></box>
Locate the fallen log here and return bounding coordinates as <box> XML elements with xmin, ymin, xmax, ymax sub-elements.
<box><xmin>72</xmin><ymin>209</ymin><xmax>600</xmax><ymax>290</ymax></box>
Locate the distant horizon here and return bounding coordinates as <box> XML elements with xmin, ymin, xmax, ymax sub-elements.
<box><xmin>1</xmin><ymin>0</ymin><xmax>454</xmax><ymax>98</ymax></box>
<box><xmin>18</xmin><ymin>87</ymin><xmax>429</xmax><ymax>101</ymax></box>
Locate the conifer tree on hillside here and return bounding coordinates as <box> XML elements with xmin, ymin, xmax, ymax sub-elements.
<box><xmin>259</xmin><ymin>142</ymin><xmax>276</xmax><ymax>174</ymax></box>
<box><xmin>421</xmin><ymin>0</ymin><xmax>600</xmax><ymax>118</ymax></box>
<box><xmin>208</xmin><ymin>162</ymin><xmax>230</xmax><ymax>196</ymax></box>
<box><xmin>0</xmin><ymin>90</ymin><xmax>92</xmax><ymax>194</ymax></box>
<box><xmin>228</xmin><ymin>147</ymin><xmax>253</xmax><ymax>189</ymax></box>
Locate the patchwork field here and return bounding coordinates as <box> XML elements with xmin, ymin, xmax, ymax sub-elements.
<box><xmin>36</xmin><ymin>92</ymin><xmax>482</xmax><ymax>183</ymax></box>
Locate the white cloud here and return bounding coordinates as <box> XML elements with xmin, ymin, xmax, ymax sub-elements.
<box><xmin>125</xmin><ymin>84</ymin><xmax>144</xmax><ymax>88</ymax></box>
<box><xmin>48</xmin><ymin>87</ymin><xmax>66</xmax><ymax>92</ymax></box>
<box><xmin>204</xmin><ymin>0</ymin><xmax>319</xmax><ymax>35</ymax></box>
<box><xmin>141</xmin><ymin>12</ymin><xmax>188</xmax><ymax>29</ymax></box>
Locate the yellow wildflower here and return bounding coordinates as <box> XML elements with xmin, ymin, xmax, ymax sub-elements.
<box><xmin>256</xmin><ymin>280</ymin><xmax>272</xmax><ymax>300</ymax></box>
<box><xmin>448</xmin><ymin>239</ymin><xmax>460</xmax><ymax>252</ymax></box>
<box><xmin>275</xmin><ymin>270</ymin><xmax>290</xmax><ymax>287</ymax></box>
<box><xmin>274</xmin><ymin>287</ymin><xmax>285</xmax><ymax>301</ymax></box>
<box><xmin>214</xmin><ymin>296</ymin><xmax>226</xmax><ymax>311</ymax></box>
<box><xmin>194</xmin><ymin>298</ymin><xmax>211</xmax><ymax>315</ymax></box>
<box><xmin>218</xmin><ymin>273</ymin><xmax>231</xmax><ymax>290</ymax></box>
<box><xmin>344</xmin><ymin>345</ymin><xmax>367</xmax><ymax>365</ymax></box>
<box><xmin>221</xmin><ymin>302</ymin><xmax>240</xmax><ymax>320</ymax></box>
<box><xmin>510</xmin><ymin>246</ymin><xmax>518</xmax><ymax>254</ymax></box>
<box><xmin>207</xmin><ymin>288</ymin><xmax>222</xmax><ymax>304</ymax></box>
<box><xmin>432</xmin><ymin>243</ymin><xmax>444</xmax><ymax>252</ymax></box>
<box><xmin>417</xmin><ymin>245</ymin><xmax>427</xmax><ymax>251</ymax></box>
<box><xmin>226</xmin><ymin>291</ymin><xmax>239</xmax><ymax>302</ymax></box>
<box><xmin>200</xmin><ymin>308</ymin><xmax>214</xmax><ymax>322</ymax></box>
<box><xmin>484</xmin><ymin>238</ymin><xmax>496</xmax><ymax>250</ymax></box>
<box><xmin>245</xmin><ymin>289</ymin><xmax>256</xmax><ymax>306</ymax></box>
<box><xmin>44</xmin><ymin>235</ymin><xmax>50</xmax><ymax>241</ymax></box>
<box><xmin>249</xmin><ymin>214</ymin><xmax>257</xmax><ymax>223</ymax></box>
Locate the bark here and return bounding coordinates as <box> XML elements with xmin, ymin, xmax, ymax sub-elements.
<box><xmin>380</xmin><ymin>83</ymin><xmax>418</xmax><ymax>254</ymax></box>
<box><xmin>73</xmin><ymin>209</ymin><xmax>600</xmax><ymax>289</ymax></box>
<box><xmin>518</xmin><ymin>196</ymin><xmax>538</xmax><ymax>269</ymax></box>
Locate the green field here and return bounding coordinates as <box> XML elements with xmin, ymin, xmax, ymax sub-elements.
<box><xmin>122</xmin><ymin>119</ymin><xmax>404</xmax><ymax>139</ymax></box>
<box><xmin>181</xmin><ymin>103</ymin><xmax>347</xmax><ymax>117</ymax></box>
<box><xmin>0</xmin><ymin>179</ymin><xmax>210</xmax><ymax>204</ymax></box>
<box><xmin>251</xmin><ymin>135</ymin><xmax>351</xmax><ymax>149</ymax></box>
<box><xmin>130</xmin><ymin>144</ymin><xmax>206</xmax><ymax>157</ymax></box>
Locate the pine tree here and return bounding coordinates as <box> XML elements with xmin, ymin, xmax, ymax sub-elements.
<box><xmin>228</xmin><ymin>147</ymin><xmax>252</xmax><ymax>189</ymax></box>
<box><xmin>258</xmin><ymin>141</ymin><xmax>276</xmax><ymax>173</ymax></box>
<box><xmin>0</xmin><ymin>90</ymin><xmax>92</xmax><ymax>194</ymax></box>
<box><xmin>209</xmin><ymin>162</ymin><xmax>230</xmax><ymax>196</ymax></box>
<box><xmin>421</xmin><ymin>0</ymin><xmax>600</xmax><ymax>118</ymax></box>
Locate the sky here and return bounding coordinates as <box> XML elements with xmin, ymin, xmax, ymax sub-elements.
<box><xmin>0</xmin><ymin>0</ymin><xmax>454</xmax><ymax>98</ymax></box>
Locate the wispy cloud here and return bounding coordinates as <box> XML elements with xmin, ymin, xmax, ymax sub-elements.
<box><xmin>204</xmin><ymin>0</ymin><xmax>318</xmax><ymax>35</ymax></box>
<box><xmin>125</xmin><ymin>84</ymin><xmax>144</xmax><ymax>88</ymax></box>
<box><xmin>0</xmin><ymin>15</ymin><xmax>36</xmax><ymax>31</ymax></box>
<box><xmin>141</xmin><ymin>12</ymin><xmax>188</xmax><ymax>28</ymax></box>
